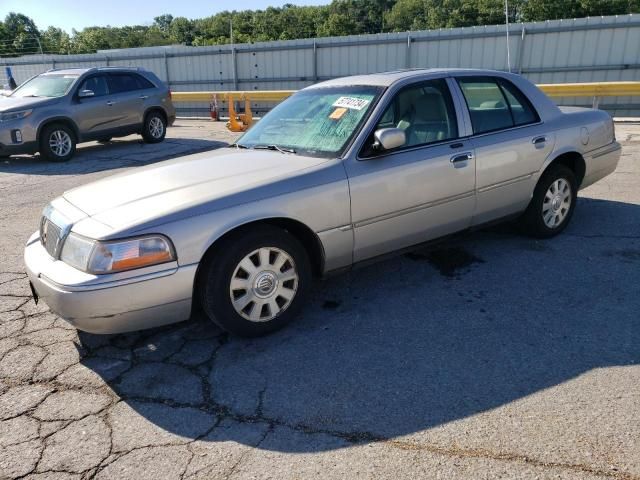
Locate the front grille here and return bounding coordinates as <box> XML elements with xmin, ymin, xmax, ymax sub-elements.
<box><xmin>41</xmin><ymin>218</ymin><xmax>62</xmax><ymax>258</ymax></box>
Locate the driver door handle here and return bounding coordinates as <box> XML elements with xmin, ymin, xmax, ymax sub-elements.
<box><xmin>106</xmin><ymin>101</ymin><xmax>114</xmax><ymax>106</ymax></box>
<box><xmin>450</xmin><ymin>152</ymin><xmax>474</xmax><ymax>164</ymax></box>
<box><xmin>139</xmin><ymin>95</ymin><xmax>148</xmax><ymax>100</ymax></box>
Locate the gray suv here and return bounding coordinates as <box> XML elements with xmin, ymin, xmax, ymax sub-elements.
<box><xmin>0</xmin><ymin>67</ymin><xmax>175</xmax><ymax>161</ymax></box>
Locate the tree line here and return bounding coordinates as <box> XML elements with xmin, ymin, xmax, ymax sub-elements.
<box><xmin>1</xmin><ymin>0</ymin><xmax>638</xmax><ymax>57</ymax></box>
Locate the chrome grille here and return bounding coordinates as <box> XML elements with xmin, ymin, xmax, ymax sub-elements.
<box><xmin>40</xmin><ymin>218</ymin><xmax>62</xmax><ymax>258</ymax></box>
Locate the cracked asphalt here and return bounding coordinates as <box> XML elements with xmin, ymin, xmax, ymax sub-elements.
<box><xmin>0</xmin><ymin>120</ymin><xmax>639</xmax><ymax>479</ymax></box>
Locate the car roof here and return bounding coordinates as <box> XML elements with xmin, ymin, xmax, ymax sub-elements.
<box><xmin>307</xmin><ymin>68</ymin><xmax>509</xmax><ymax>88</ymax></box>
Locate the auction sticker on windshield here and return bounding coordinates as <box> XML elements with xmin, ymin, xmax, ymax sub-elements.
<box><xmin>332</xmin><ymin>96</ymin><xmax>371</xmax><ymax>110</ymax></box>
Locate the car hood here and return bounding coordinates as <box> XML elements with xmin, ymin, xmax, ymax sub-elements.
<box><xmin>63</xmin><ymin>148</ymin><xmax>332</xmax><ymax>234</ymax></box>
<box><xmin>0</xmin><ymin>95</ymin><xmax>58</xmax><ymax>111</ymax></box>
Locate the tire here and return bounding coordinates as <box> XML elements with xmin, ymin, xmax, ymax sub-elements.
<box><xmin>39</xmin><ymin>123</ymin><xmax>76</xmax><ymax>162</ymax></box>
<box><xmin>518</xmin><ymin>164</ymin><xmax>578</xmax><ymax>238</ymax></box>
<box><xmin>199</xmin><ymin>225</ymin><xmax>312</xmax><ymax>337</ymax></box>
<box><xmin>141</xmin><ymin>111</ymin><xmax>167</xmax><ymax>143</ymax></box>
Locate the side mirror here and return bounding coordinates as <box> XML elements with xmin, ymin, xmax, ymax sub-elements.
<box><xmin>373</xmin><ymin>128</ymin><xmax>406</xmax><ymax>151</ymax></box>
<box><xmin>78</xmin><ymin>89</ymin><xmax>95</xmax><ymax>98</ymax></box>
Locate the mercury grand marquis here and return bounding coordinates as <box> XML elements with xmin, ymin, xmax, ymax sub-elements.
<box><xmin>25</xmin><ymin>69</ymin><xmax>621</xmax><ymax>337</ymax></box>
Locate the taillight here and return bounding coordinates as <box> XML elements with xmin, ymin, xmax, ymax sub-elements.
<box><xmin>168</xmin><ymin>89</ymin><xmax>172</xmax><ymax>100</ymax></box>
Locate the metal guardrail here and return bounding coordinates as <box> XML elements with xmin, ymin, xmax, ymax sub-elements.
<box><xmin>172</xmin><ymin>90</ymin><xmax>294</xmax><ymax>102</ymax></box>
<box><xmin>171</xmin><ymin>82</ymin><xmax>640</xmax><ymax>105</ymax></box>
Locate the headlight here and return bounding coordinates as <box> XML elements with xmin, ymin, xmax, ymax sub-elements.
<box><xmin>0</xmin><ymin>109</ymin><xmax>32</xmax><ymax>122</ymax></box>
<box><xmin>60</xmin><ymin>233</ymin><xmax>94</xmax><ymax>271</ymax></box>
<box><xmin>60</xmin><ymin>234</ymin><xmax>175</xmax><ymax>274</ymax></box>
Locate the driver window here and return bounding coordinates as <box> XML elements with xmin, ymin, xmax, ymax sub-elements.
<box><xmin>374</xmin><ymin>79</ymin><xmax>459</xmax><ymax>150</ymax></box>
<box><xmin>79</xmin><ymin>75</ymin><xmax>109</xmax><ymax>97</ymax></box>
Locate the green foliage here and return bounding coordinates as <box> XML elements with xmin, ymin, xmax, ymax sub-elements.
<box><xmin>0</xmin><ymin>0</ymin><xmax>638</xmax><ymax>57</ymax></box>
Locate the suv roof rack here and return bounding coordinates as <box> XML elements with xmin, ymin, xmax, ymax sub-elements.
<box><xmin>44</xmin><ymin>66</ymin><xmax>147</xmax><ymax>73</ymax></box>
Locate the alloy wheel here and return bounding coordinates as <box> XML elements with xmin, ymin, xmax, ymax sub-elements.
<box><xmin>49</xmin><ymin>130</ymin><xmax>72</xmax><ymax>157</ymax></box>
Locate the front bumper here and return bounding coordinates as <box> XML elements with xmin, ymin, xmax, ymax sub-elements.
<box><xmin>24</xmin><ymin>232</ymin><xmax>197</xmax><ymax>334</ymax></box>
<box><xmin>0</xmin><ymin>120</ymin><xmax>38</xmax><ymax>155</ymax></box>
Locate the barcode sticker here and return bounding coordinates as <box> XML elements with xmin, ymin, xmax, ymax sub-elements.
<box><xmin>332</xmin><ymin>96</ymin><xmax>370</xmax><ymax>111</ymax></box>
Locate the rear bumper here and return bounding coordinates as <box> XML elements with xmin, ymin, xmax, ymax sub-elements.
<box><xmin>581</xmin><ymin>141</ymin><xmax>622</xmax><ymax>189</ymax></box>
<box><xmin>24</xmin><ymin>233</ymin><xmax>196</xmax><ymax>334</ymax></box>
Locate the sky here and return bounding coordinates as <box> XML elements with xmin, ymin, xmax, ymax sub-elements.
<box><xmin>0</xmin><ymin>0</ymin><xmax>331</xmax><ymax>32</ymax></box>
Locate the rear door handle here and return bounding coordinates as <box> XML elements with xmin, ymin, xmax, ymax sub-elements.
<box><xmin>139</xmin><ymin>95</ymin><xmax>148</xmax><ymax>100</ymax></box>
<box><xmin>532</xmin><ymin>136</ymin><xmax>547</xmax><ymax>145</ymax></box>
<box><xmin>450</xmin><ymin>152</ymin><xmax>473</xmax><ymax>164</ymax></box>
<box><xmin>106</xmin><ymin>101</ymin><xmax>114</xmax><ymax>106</ymax></box>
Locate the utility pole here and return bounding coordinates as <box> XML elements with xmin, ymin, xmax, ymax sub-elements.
<box><xmin>505</xmin><ymin>0</ymin><xmax>512</xmax><ymax>73</ymax></box>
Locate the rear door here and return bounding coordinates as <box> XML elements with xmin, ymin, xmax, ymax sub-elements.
<box><xmin>106</xmin><ymin>73</ymin><xmax>147</xmax><ymax>128</ymax></box>
<box><xmin>454</xmin><ymin>76</ymin><xmax>555</xmax><ymax>224</ymax></box>
<box><xmin>345</xmin><ymin>78</ymin><xmax>476</xmax><ymax>262</ymax></box>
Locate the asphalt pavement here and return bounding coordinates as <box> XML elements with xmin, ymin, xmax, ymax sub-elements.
<box><xmin>0</xmin><ymin>120</ymin><xmax>638</xmax><ymax>479</ymax></box>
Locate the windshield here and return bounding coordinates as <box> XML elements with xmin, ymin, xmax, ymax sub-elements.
<box><xmin>237</xmin><ymin>86</ymin><xmax>383</xmax><ymax>158</ymax></box>
<box><xmin>11</xmin><ymin>74</ymin><xmax>79</xmax><ymax>98</ymax></box>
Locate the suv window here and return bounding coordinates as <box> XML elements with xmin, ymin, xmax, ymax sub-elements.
<box><xmin>135</xmin><ymin>74</ymin><xmax>155</xmax><ymax>89</ymax></box>
<box><xmin>457</xmin><ymin>77</ymin><xmax>539</xmax><ymax>134</ymax></box>
<box><xmin>108</xmin><ymin>73</ymin><xmax>141</xmax><ymax>94</ymax></box>
<box><xmin>365</xmin><ymin>78</ymin><xmax>458</xmax><ymax>155</ymax></box>
<box><xmin>79</xmin><ymin>75</ymin><xmax>109</xmax><ymax>97</ymax></box>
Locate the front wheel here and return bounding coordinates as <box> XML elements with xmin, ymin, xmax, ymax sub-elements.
<box><xmin>39</xmin><ymin>124</ymin><xmax>76</xmax><ymax>162</ymax></box>
<box><xmin>199</xmin><ymin>226</ymin><xmax>312</xmax><ymax>337</ymax></box>
<box><xmin>141</xmin><ymin>111</ymin><xmax>166</xmax><ymax>143</ymax></box>
<box><xmin>518</xmin><ymin>165</ymin><xmax>577</xmax><ymax>238</ymax></box>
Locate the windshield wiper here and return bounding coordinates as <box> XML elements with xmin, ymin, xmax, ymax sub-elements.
<box><xmin>228</xmin><ymin>143</ymin><xmax>249</xmax><ymax>149</ymax></box>
<box><xmin>253</xmin><ymin>144</ymin><xmax>296</xmax><ymax>154</ymax></box>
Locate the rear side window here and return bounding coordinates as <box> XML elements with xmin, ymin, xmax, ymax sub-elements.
<box><xmin>79</xmin><ymin>75</ymin><xmax>108</xmax><ymax>97</ymax></box>
<box><xmin>457</xmin><ymin>77</ymin><xmax>539</xmax><ymax>134</ymax></box>
<box><xmin>108</xmin><ymin>74</ymin><xmax>141</xmax><ymax>94</ymax></box>
<box><xmin>500</xmin><ymin>80</ymin><xmax>539</xmax><ymax>126</ymax></box>
<box><xmin>135</xmin><ymin>74</ymin><xmax>155</xmax><ymax>89</ymax></box>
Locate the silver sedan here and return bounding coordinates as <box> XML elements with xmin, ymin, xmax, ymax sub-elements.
<box><xmin>25</xmin><ymin>69</ymin><xmax>621</xmax><ymax>336</ymax></box>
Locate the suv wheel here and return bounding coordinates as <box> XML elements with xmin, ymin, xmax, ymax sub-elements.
<box><xmin>142</xmin><ymin>111</ymin><xmax>166</xmax><ymax>143</ymax></box>
<box><xmin>40</xmin><ymin>124</ymin><xmax>76</xmax><ymax>162</ymax></box>
<box><xmin>199</xmin><ymin>225</ymin><xmax>312</xmax><ymax>337</ymax></box>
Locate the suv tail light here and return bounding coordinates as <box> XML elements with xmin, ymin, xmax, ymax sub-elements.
<box><xmin>168</xmin><ymin>89</ymin><xmax>172</xmax><ymax>100</ymax></box>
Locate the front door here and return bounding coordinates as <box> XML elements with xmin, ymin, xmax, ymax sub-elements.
<box><xmin>344</xmin><ymin>78</ymin><xmax>476</xmax><ymax>262</ymax></box>
<box><xmin>73</xmin><ymin>74</ymin><xmax>121</xmax><ymax>137</ymax></box>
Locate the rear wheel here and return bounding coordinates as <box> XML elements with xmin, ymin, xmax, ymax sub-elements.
<box><xmin>39</xmin><ymin>123</ymin><xmax>76</xmax><ymax>162</ymax></box>
<box><xmin>199</xmin><ymin>226</ymin><xmax>312</xmax><ymax>337</ymax></box>
<box><xmin>518</xmin><ymin>165</ymin><xmax>577</xmax><ymax>238</ymax></box>
<box><xmin>142</xmin><ymin>111</ymin><xmax>166</xmax><ymax>143</ymax></box>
